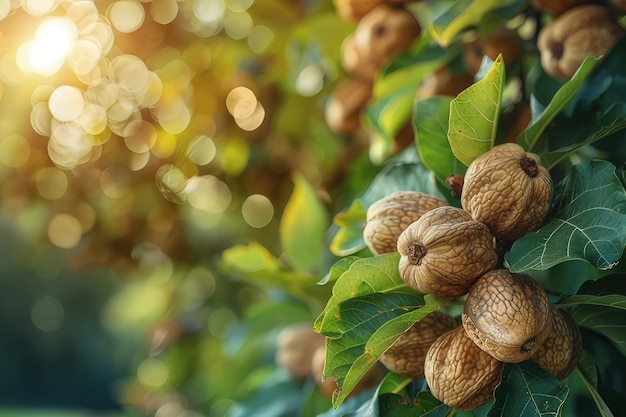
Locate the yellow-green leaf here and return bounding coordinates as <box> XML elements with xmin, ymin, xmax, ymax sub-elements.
<box><xmin>448</xmin><ymin>54</ymin><xmax>505</xmax><ymax>166</ymax></box>
<box><xmin>279</xmin><ymin>173</ymin><xmax>328</xmax><ymax>272</ymax></box>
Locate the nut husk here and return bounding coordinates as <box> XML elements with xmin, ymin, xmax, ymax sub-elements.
<box><xmin>531</xmin><ymin>307</ymin><xmax>582</xmax><ymax>380</ymax></box>
<box><xmin>352</xmin><ymin>4</ymin><xmax>421</xmax><ymax>76</ymax></box>
<box><xmin>424</xmin><ymin>326</ymin><xmax>503</xmax><ymax>410</ymax></box>
<box><xmin>325</xmin><ymin>78</ymin><xmax>373</xmax><ymax>135</ymax></box>
<box><xmin>275</xmin><ymin>323</ymin><xmax>325</xmax><ymax>380</ymax></box>
<box><xmin>463</xmin><ymin>26</ymin><xmax>523</xmax><ymax>75</ymax></box>
<box><xmin>363</xmin><ymin>191</ymin><xmax>448</xmax><ymax>255</ymax></box>
<box><xmin>379</xmin><ymin>311</ymin><xmax>457</xmax><ymax>379</ymax></box>
<box><xmin>537</xmin><ymin>4</ymin><xmax>625</xmax><ymax>81</ymax></box>
<box><xmin>462</xmin><ymin>269</ymin><xmax>552</xmax><ymax>363</ymax></box>
<box><xmin>397</xmin><ymin>206</ymin><xmax>498</xmax><ymax>298</ymax></box>
<box><xmin>461</xmin><ymin>143</ymin><xmax>553</xmax><ymax>241</ymax></box>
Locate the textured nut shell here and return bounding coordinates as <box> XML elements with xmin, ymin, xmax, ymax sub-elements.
<box><xmin>363</xmin><ymin>191</ymin><xmax>448</xmax><ymax>255</ymax></box>
<box><xmin>463</xmin><ymin>26</ymin><xmax>523</xmax><ymax>75</ymax></box>
<box><xmin>461</xmin><ymin>143</ymin><xmax>553</xmax><ymax>241</ymax></box>
<box><xmin>531</xmin><ymin>307</ymin><xmax>582</xmax><ymax>380</ymax></box>
<box><xmin>462</xmin><ymin>269</ymin><xmax>551</xmax><ymax>363</ymax></box>
<box><xmin>341</xmin><ymin>34</ymin><xmax>379</xmax><ymax>81</ymax></box>
<box><xmin>531</xmin><ymin>0</ymin><xmax>591</xmax><ymax>16</ymax></box>
<box><xmin>424</xmin><ymin>326</ymin><xmax>503</xmax><ymax>410</ymax></box>
<box><xmin>275</xmin><ymin>324</ymin><xmax>325</xmax><ymax>380</ymax></box>
<box><xmin>353</xmin><ymin>4</ymin><xmax>421</xmax><ymax>74</ymax></box>
<box><xmin>537</xmin><ymin>5</ymin><xmax>625</xmax><ymax>81</ymax></box>
<box><xmin>379</xmin><ymin>311</ymin><xmax>457</xmax><ymax>378</ymax></box>
<box><xmin>397</xmin><ymin>206</ymin><xmax>498</xmax><ymax>298</ymax></box>
<box><xmin>325</xmin><ymin>78</ymin><xmax>372</xmax><ymax>134</ymax></box>
<box><xmin>333</xmin><ymin>0</ymin><xmax>382</xmax><ymax>22</ymax></box>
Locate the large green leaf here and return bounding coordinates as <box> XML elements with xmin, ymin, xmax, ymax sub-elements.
<box><xmin>572</xmin><ymin>304</ymin><xmax>626</xmax><ymax>356</ymax></box>
<box><xmin>517</xmin><ymin>57</ymin><xmax>600</xmax><ymax>153</ymax></box>
<box><xmin>428</xmin><ymin>0</ymin><xmax>525</xmax><ymax>47</ymax></box>
<box><xmin>414</xmin><ymin>96</ymin><xmax>466</xmax><ymax>186</ymax></box>
<box><xmin>505</xmin><ymin>160</ymin><xmax>626</xmax><ymax>272</ymax></box>
<box><xmin>558</xmin><ymin>294</ymin><xmax>626</xmax><ymax>310</ymax></box>
<box><xmin>540</xmin><ymin>117</ymin><xmax>626</xmax><ymax>169</ymax></box>
<box><xmin>314</xmin><ymin>252</ymin><xmax>407</xmax><ymax>334</ymax></box>
<box><xmin>489</xmin><ymin>361</ymin><xmax>569</xmax><ymax>417</ymax></box>
<box><xmin>280</xmin><ymin>173</ymin><xmax>329</xmax><ymax>272</ymax></box>
<box><xmin>448</xmin><ymin>54</ymin><xmax>505</xmax><ymax>166</ymax></box>
<box><xmin>574</xmin><ymin>367</ymin><xmax>614</xmax><ymax>417</ymax></box>
<box><xmin>321</xmin><ymin>293</ymin><xmax>441</xmax><ymax>408</ymax></box>
<box><xmin>221</xmin><ymin>242</ymin><xmax>331</xmax><ymax>305</ymax></box>
<box><xmin>329</xmin><ymin>200</ymin><xmax>368</xmax><ymax>257</ymax></box>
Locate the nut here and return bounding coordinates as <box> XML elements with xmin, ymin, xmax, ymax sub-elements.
<box><xmin>325</xmin><ymin>78</ymin><xmax>372</xmax><ymax>135</ymax></box>
<box><xmin>363</xmin><ymin>191</ymin><xmax>448</xmax><ymax>255</ymax></box>
<box><xmin>531</xmin><ymin>307</ymin><xmax>582</xmax><ymax>380</ymax></box>
<box><xmin>424</xmin><ymin>326</ymin><xmax>503</xmax><ymax>410</ymax></box>
<box><xmin>537</xmin><ymin>5</ymin><xmax>625</xmax><ymax>81</ymax></box>
<box><xmin>352</xmin><ymin>4</ymin><xmax>421</xmax><ymax>77</ymax></box>
<box><xmin>461</xmin><ymin>143</ymin><xmax>553</xmax><ymax>241</ymax></box>
<box><xmin>463</xmin><ymin>26</ymin><xmax>523</xmax><ymax>75</ymax></box>
<box><xmin>397</xmin><ymin>206</ymin><xmax>498</xmax><ymax>298</ymax></box>
<box><xmin>462</xmin><ymin>269</ymin><xmax>552</xmax><ymax>363</ymax></box>
<box><xmin>275</xmin><ymin>323</ymin><xmax>325</xmax><ymax>380</ymax></box>
<box><xmin>416</xmin><ymin>67</ymin><xmax>475</xmax><ymax>99</ymax></box>
<box><xmin>333</xmin><ymin>0</ymin><xmax>382</xmax><ymax>22</ymax></box>
<box><xmin>341</xmin><ymin>34</ymin><xmax>380</xmax><ymax>81</ymax></box>
<box><xmin>531</xmin><ymin>0</ymin><xmax>591</xmax><ymax>16</ymax></box>
<box><xmin>311</xmin><ymin>344</ymin><xmax>385</xmax><ymax>399</ymax></box>
<box><xmin>379</xmin><ymin>311</ymin><xmax>457</xmax><ymax>379</ymax></box>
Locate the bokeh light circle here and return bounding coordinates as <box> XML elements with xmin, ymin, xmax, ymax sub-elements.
<box><xmin>242</xmin><ymin>194</ymin><xmax>274</xmax><ymax>228</ymax></box>
<box><xmin>48</xmin><ymin>213</ymin><xmax>82</xmax><ymax>249</ymax></box>
<box><xmin>49</xmin><ymin>85</ymin><xmax>85</xmax><ymax>122</ymax></box>
<box><xmin>109</xmin><ymin>1</ymin><xmax>145</xmax><ymax>33</ymax></box>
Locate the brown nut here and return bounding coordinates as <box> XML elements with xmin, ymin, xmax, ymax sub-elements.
<box><xmin>352</xmin><ymin>4</ymin><xmax>421</xmax><ymax>76</ymax></box>
<box><xmin>462</xmin><ymin>269</ymin><xmax>552</xmax><ymax>363</ymax></box>
<box><xmin>325</xmin><ymin>78</ymin><xmax>372</xmax><ymax>135</ymax></box>
<box><xmin>531</xmin><ymin>307</ymin><xmax>582</xmax><ymax>380</ymax></box>
<box><xmin>311</xmin><ymin>344</ymin><xmax>385</xmax><ymax>399</ymax></box>
<box><xmin>461</xmin><ymin>143</ymin><xmax>553</xmax><ymax>241</ymax></box>
<box><xmin>397</xmin><ymin>206</ymin><xmax>498</xmax><ymax>298</ymax></box>
<box><xmin>416</xmin><ymin>67</ymin><xmax>475</xmax><ymax>99</ymax></box>
<box><xmin>341</xmin><ymin>34</ymin><xmax>379</xmax><ymax>81</ymax></box>
<box><xmin>275</xmin><ymin>323</ymin><xmax>325</xmax><ymax>380</ymax></box>
<box><xmin>531</xmin><ymin>0</ymin><xmax>591</xmax><ymax>16</ymax></box>
<box><xmin>333</xmin><ymin>0</ymin><xmax>382</xmax><ymax>22</ymax></box>
<box><xmin>379</xmin><ymin>311</ymin><xmax>457</xmax><ymax>379</ymax></box>
<box><xmin>424</xmin><ymin>326</ymin><xmax>503</xmax><ymax>410</ymax></box>
<box><xmin>463</xmin><ymin>26</ymin><xmax>523</xmax><ymax>75</ymax></box>
<box><xmin>363</xmin><ymin>191</ymin><xmax>448</xmax><ymax>255</ymax></box>
<box><xmin>537</xmin><ymin>5</ymin><xmax>625</xmax><ymax>81</ymax></box>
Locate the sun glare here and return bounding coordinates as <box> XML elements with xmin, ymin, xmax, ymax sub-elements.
<box><xmin>17</xmin><ymin>16</ymin><xmax>78</xmax><ymax>76</ymax></box>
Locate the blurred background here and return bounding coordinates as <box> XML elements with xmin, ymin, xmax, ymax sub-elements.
<box><xmin>0</xmin><ymin>0</ymin><xmax>358</xmax><ymax>415</ymax></box>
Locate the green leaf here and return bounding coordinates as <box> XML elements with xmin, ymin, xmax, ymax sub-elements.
<box><xmin>429</xmin><ymin>0</ymin><xmax>525</xmax><ymax>47</ymax></box>
<box><xmin>558</xmin><ymin>294</ymin><xmax>626</xmax><ymax>311</ymax></box>
<box><xmin>575</xmin><ymin>364</ymin><xmax>615</xmax><ymax>417</ymax></box>
<box><xmin>572</xmin><ymin>304</ymin><xmax>626</xmax><ymax>356</ymax></box>
<box><xmin>280</xmin><ymin>173</ymin><xmax>329</xmax><ymax>272</ymax></box>
<box><xmin>541</xmin><ymin>117</ymin><xmax>626</xmax><ymax>169</ymax></box>
<box><xmin>414</xmin><ymin>96</ymin><xmax>467</xmax><ymax>186</ymax></box>
<box><xmin>517</xmin><ymin>57</ymin><xmax>601</xmax><ymax>153</ymax></box>
<box><xmin>330</xmin><ymin>200</ymin><xmax>368</xmax><ymax>257</ymax></box>
<box><xmin>318</xmin><ymin>255</ymin><xmax>362</xmax><ymax>286</ymax></box>
<box><xmin>505</xmin><ymin>160</ymin><xmax>626</xmax><ymax>272</ymax></box>
<box><xmin>364</xmin><ymin>88</ymin><xmax>416</xmax><ymax>163</ymax></box>
<box><xmin>314</xmin><ymin>252</ymin><xmax>406</xmax><ymax>333</ymax></box>
<box><xmin>576</xmin><ymin>350</ymin><xmax>599</xmax><ymax>389</ymax></box>
<box><xmin>448</xmin><ymin>54</ymin><xmax>505</xmax><ymax>166</ymax></box>
<box><xmin>489</xmin><ymin>361</ymin><xmax>569</xmax><ymax>417</ymax></box>
<box><xmin>221</xmin><ymin>242</ymin><xmax>331</xmax><ymax>305</ymax></box>
<box><xmin>322</xmin><ymin>293</ymin><xmax>441</xmax><ymax>408</ymax></box>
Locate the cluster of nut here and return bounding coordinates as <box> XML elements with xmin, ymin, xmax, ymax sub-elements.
<box><xmin>325</xmin><ymin>0</ymin><xmax>421</xmax><ymax>150</ymax></box>
<box><xmin>364</xmin><ymin>143</ymin><xmax>582</xmax><ymax>409</ymax></box>
<box><xmin>275</xmin><ymin>323</ymin><xmax>385</xmax><ymax>399</ymax></box>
